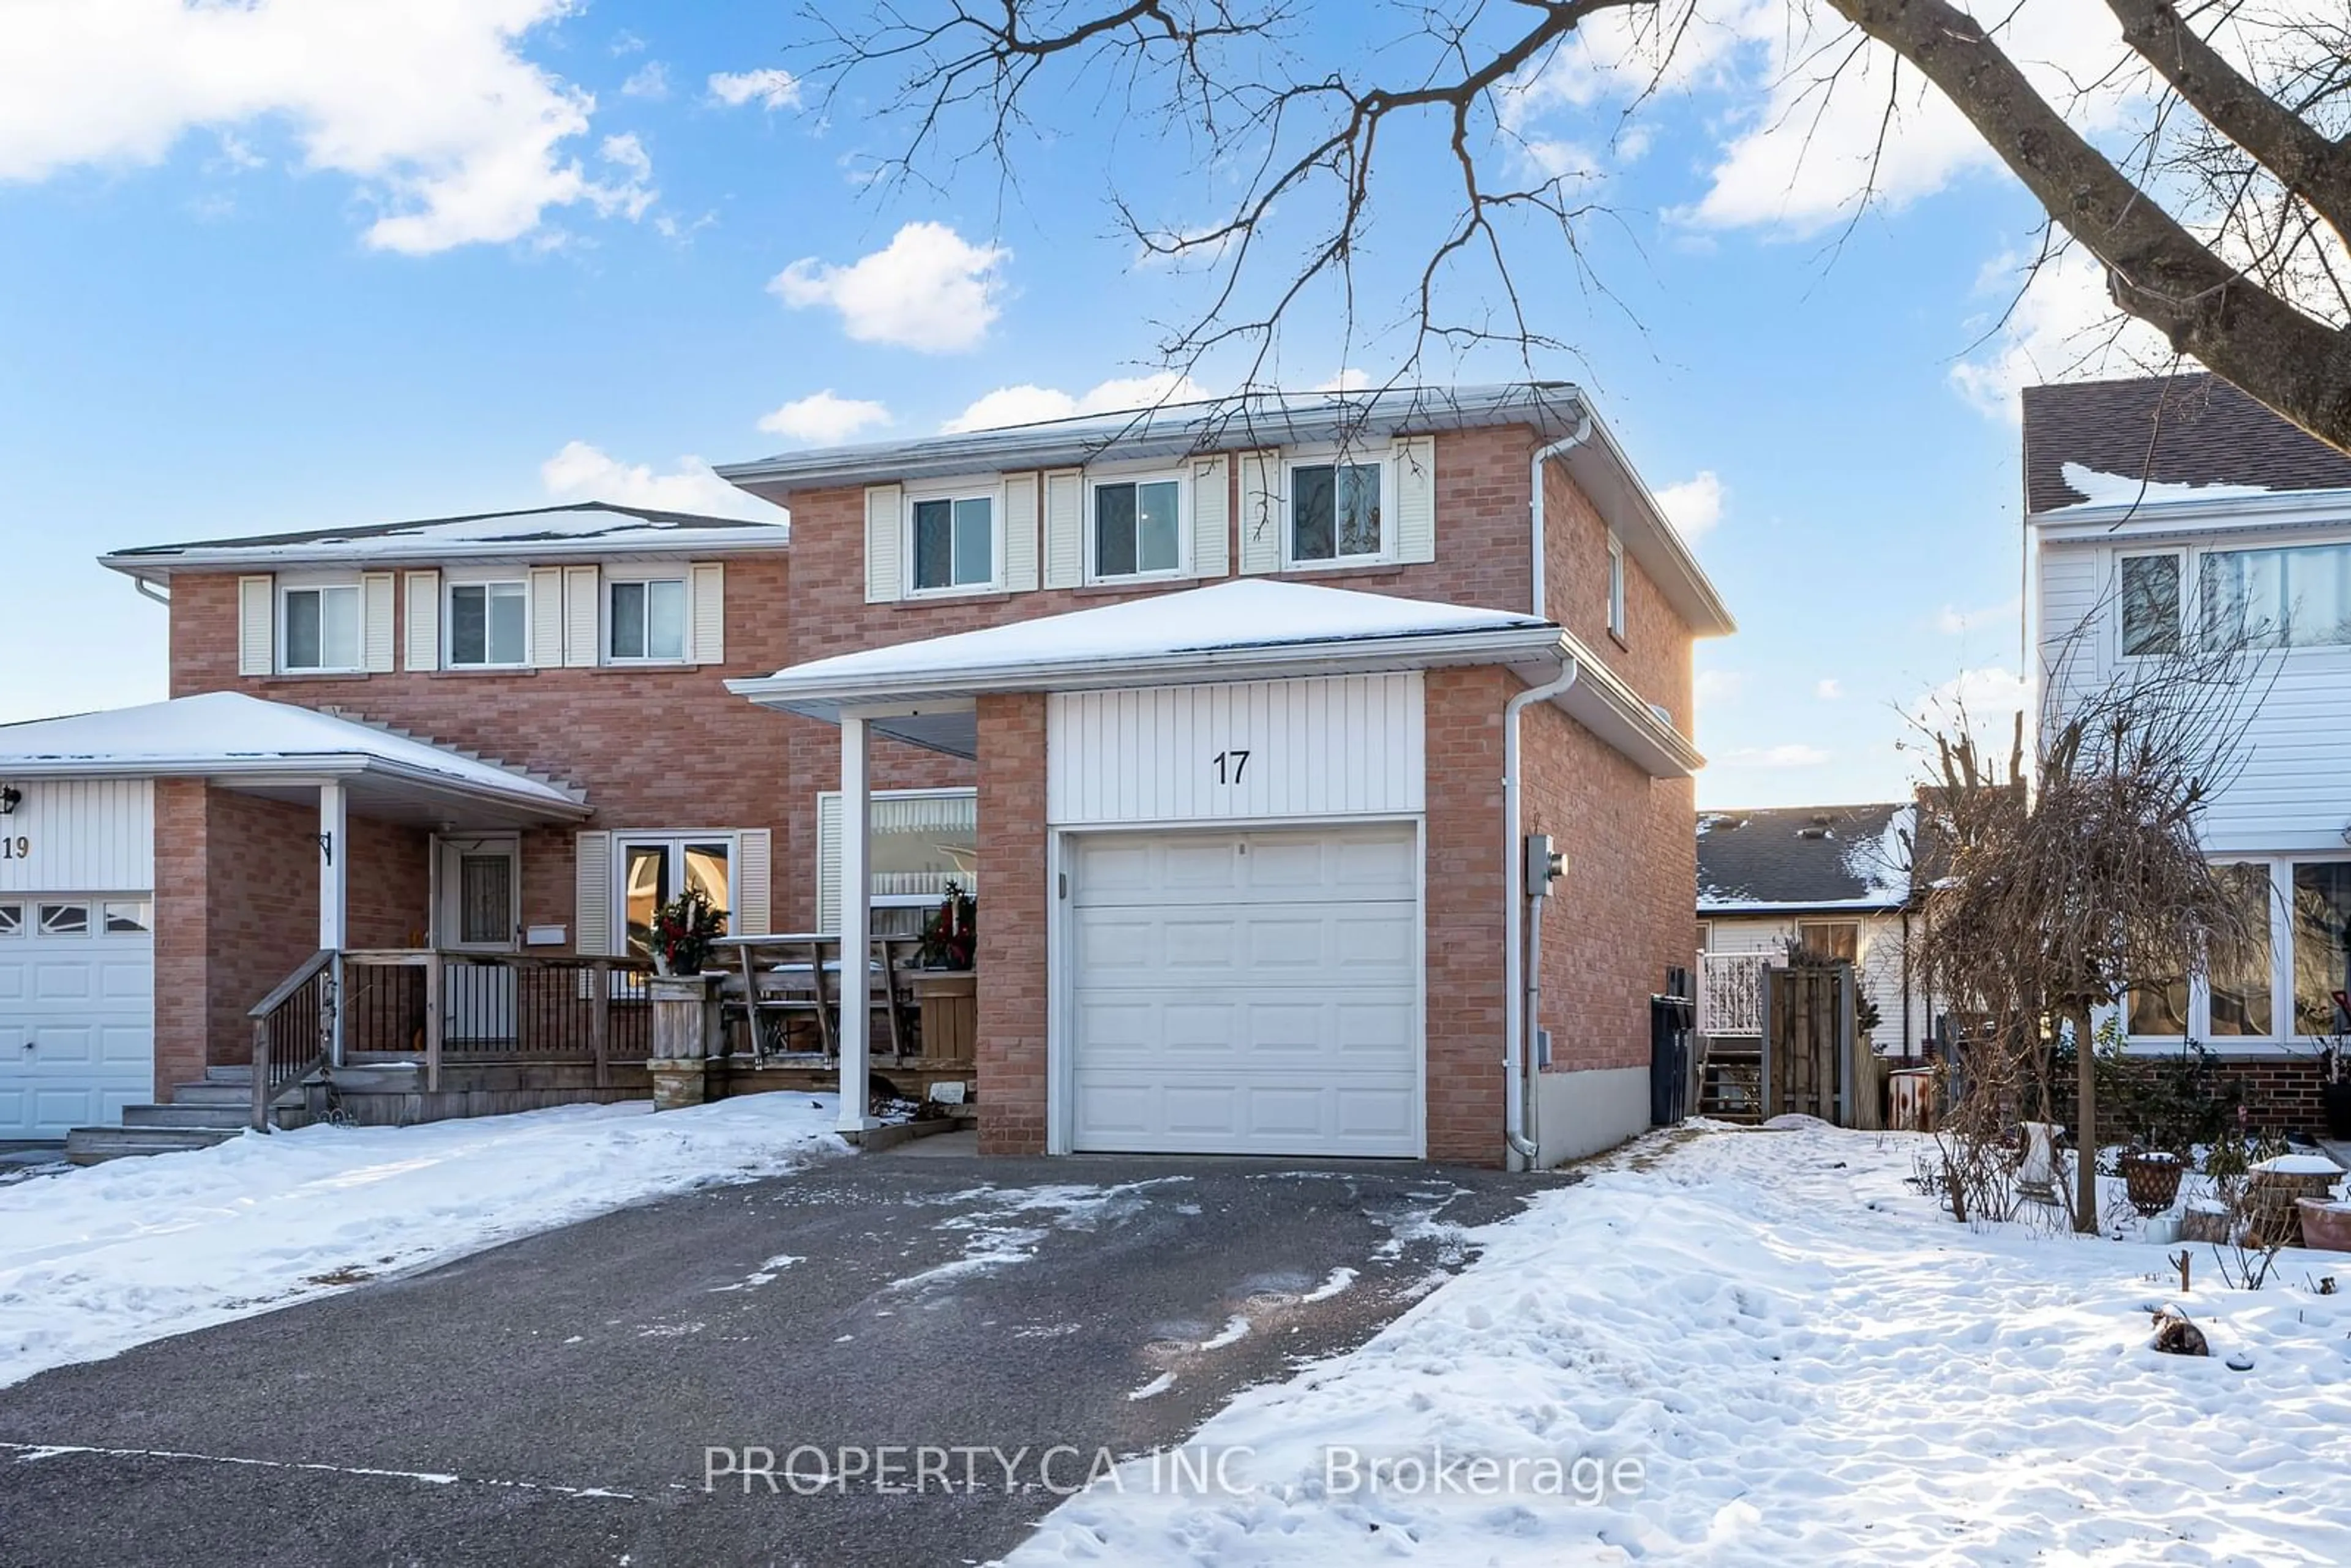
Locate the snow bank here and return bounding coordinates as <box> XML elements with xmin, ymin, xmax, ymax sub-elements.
<box><xmin>1013</xmin><ymin>1123</ymin><xmax>2351</xmax><ymax>1566</ymax></box>
<box><xmin>0</xmin><ymin>1097</ymin><xmax>844</xmax><ymax>1392</ymax></box>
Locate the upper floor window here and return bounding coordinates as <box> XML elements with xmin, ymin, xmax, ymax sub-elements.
<box><xmin>2201</xmin><ymin>541</ymin><xmax>2351</xmax><ymax>650</ymax></box>
<box><xmin>2120</xmin><ymin>552</ymin><xmax>2182</xmax><ymax>656</ymax></box>
<box><xmin>609</xmin><ymin>577</ymin><xmax>688</xmax><ymax>661</ymax></box>
<box><xmin>448</xmin><ymin>581</ymin><xmax>527</xmax><ymax>668</ymax></box>
<box><xmin>911</xmin><ymin>494</ymin><xmax>994</xmax><ymax>593</ymax></box>
<box><xmin>282</xmin><ymin>583</ymin><xmax>361</xmax><ymax>672</ymax></box>
<box><xmin>1093</xmin><ymin>477</ymin><xmax>1182</xmax><ymax>579</ymax></box>
<box><xmin>1607</xmin><ymin>534</ymin><xmax>1628</xmax><ymax>640</ymax></box>
<box><xmin>1288</xmin><ymin>459</ymin><xmax>1384</xmax><ymax>565</ymax></box>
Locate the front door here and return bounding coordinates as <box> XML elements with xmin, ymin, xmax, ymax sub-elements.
<box><xmin>437</xmin><ymin>837</ymin><xmax>519</xmax><ymax>1045</ymax></box>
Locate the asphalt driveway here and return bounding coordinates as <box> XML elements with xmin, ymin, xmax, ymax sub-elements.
<box><xmin>0</xmin><ymin>1141</ymin><xmax>1571</xmax><ymax>1567</ymax></box>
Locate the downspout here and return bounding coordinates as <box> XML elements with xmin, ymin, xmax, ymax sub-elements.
<box><xmin>134</xmin><ymin>577</ymin><xmax>170</xmax><ymax>607</ymax></box>
<box><xmin>1503</xmin><ymin>413</ymin><xmax>1596</xmax><ymax>1170</ymax></box>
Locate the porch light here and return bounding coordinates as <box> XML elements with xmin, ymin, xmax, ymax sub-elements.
<box><xmin>0</xmin><ymin>786</ymin><xmax>18</xmax><ymax>815</ymax></box>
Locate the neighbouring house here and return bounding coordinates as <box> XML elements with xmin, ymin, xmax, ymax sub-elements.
<box><xmin>2027</xmin><ymin>371</ymin><xmax>2351</xmax><ymax>1130</ymax></box>
<box><xmin>1</xmin><ymin>383</ymin><xmax>1734</xmax><ymax>1169</ymax></box>
<box><xmin>1694</xmin><ymin>802</ymin><xmax>1929</xmax><ymax>1060</ymax></box>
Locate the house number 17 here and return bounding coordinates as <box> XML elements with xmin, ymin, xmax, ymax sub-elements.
<box><xmin>1210</xmin><ymin>749</ymin><xmax>1251</xmax><ymax>784</ymax></box>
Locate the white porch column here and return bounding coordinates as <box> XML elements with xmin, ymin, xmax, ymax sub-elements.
<box><xmin>836</xmin><ymin>715</ymin><xmax>874</xmax><ymax>1134</ymax></box>
<box><xmin>318</xmin><ymin>780</ymin><xmax>347</xmax><ymax>950</ymax></box>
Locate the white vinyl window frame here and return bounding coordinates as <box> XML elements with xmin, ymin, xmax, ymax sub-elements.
<box><xmin>1280</xmin><ymin>444</ymin><xmax>1395</xmax><ymax>570</ymax></box>
<box><xmin>903</xmin><ymin>481</ymin><xmax>1002</xmax><ymax>598</ymax></box>
<box><xmin>2116</xmin><ymin>547</ymin><xmax>2187</xmax><ymax>660</ymax></box>
<box><xmin>277</xmin><ymin>579</ymin><xmax>366</xmax><ymax>674</ymax></box>
<box><xmin>444</xmin><ymin>575</ymin><xmax>531</xmax><ymax>669</ymax></box>
<box><xmin>611</xmin><ymin>831</ymin><xmax>737</xmax><ymax>962</ymax></box>
<box><xmin>1086</xmin><ymin>462</ymin><xmax>1190</xmax><ymax>584</ymax></box>
<box><xmin>604</xmin><ymin>574</ymin><xmax>692</xmax><ymax>664</ymax></box>
<box><xmin>2120</xmin><ymin>852</ymin><xmax>2351</xmax><ymax>1052</ymax></box>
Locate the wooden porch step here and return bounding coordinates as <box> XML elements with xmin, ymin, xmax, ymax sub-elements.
<box><xmin>64</xmin><ymin>1123</ymin><xmax>242</xmax><ymax>1165</ymax></box>
<box><xmin>169</xmin><ymin>1081</ymin><xmax>252</xmax><ymax>1109</ymax></box>
<box><xmin>124</xmin><ymin>1102</ymin><xmax>250</xmax><ymax>1131</ymax></box>
<box><xmin>205</xmin><ymin>1065</ymin><xmax>253</xmax><ymax>1085</ymax></box>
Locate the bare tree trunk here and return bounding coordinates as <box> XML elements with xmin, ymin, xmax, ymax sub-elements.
<box><xmin>2071</xmin><ymin>1005</ymin><xmax>2098</xmax><ymax>1234</ymax></box>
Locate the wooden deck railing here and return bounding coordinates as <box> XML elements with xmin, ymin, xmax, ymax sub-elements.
<box><xmin>249</xmin><ymin>949</ymin><xmax>337</xmax><ymax>1131</ymax></box>
<box><xmin>340</xmin><ymin>950</ymin><xmax>658</xmax><ymax>1089</ymax></box>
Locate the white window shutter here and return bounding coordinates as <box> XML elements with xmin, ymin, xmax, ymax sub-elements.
<box><xmin>563</xmin><ymin>565</ymin><xmax>600</xmax><ymax>667</ymax></box>
<box><xmin>816</xmin><ymin>792</ymin><xmax>843</xmax><ymax>934</ymax></box>
<box><xmin>733</xmin><ymin>828</ymin><xmax>771</xmax><ymax>936</ymax></box>
<box><xmin>1393</xmin><ymin>435</ymin><xmax>1436</xmax><ymax>564</ymax></box>
<box><xmin>1043</xmin><ymin>469</ymin><xmax>1084</xmax><ymax>588</ymax></box>
<box><xmin>404</xmin><ymin>571</ymin><xmax>441</xmax><ymax>671</ymax></box>
<box><xmin>1002</xmin><ymin>473</ymin><xmax>1040</xmax><ymax>593</ymax></box>
<box><xmin>237</xmin><ymin>575</ymin><xmax>274</xmax><ymax>675</ymax></box>
<box><xmin>1238</xmin><ymin>451</ymin><xmax>1281</xmax><ymax>574</ymax></box>
<box><xmin>865</xmin><ymin>484</ymin><xmax>904</xmax><ymax>603</ymax></box>
<box><xmin>361</xmin><ymin>573</ymin><xmax>396</xmax><ymax>672</ymax></box>
<box><xmin>1191</xmin><ymin>454</ymin><xmax>1229</xmax><ymax>578</ymax></box>
<box><xmin>689</xmin><ymin>562</ymin><xmax>726</xmax><ymax>664</ymax></box>
<box><xmin>521</xmin><ymin>568</ymin><xmax>562</xmax><ymax>668</ymax></box>
<box><xmin>574</xmin><ymin>831</ymin><xmax>613</xmax><ymax>956</ymax></box>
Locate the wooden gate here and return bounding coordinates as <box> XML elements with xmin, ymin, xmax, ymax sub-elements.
<box><xmin>1761</xmin><ymin>964</ymin><xmax>1855</xmax><ymax>1123</ymax></box>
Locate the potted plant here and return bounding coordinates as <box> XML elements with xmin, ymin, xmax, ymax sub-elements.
<box><xmin>648</xmin><ymin>886</ymin><xmax>727</xmax><ymax>977</ymax></box>
<box><xmin>917</xmin><ymin>882</ymin><xmax>977</xmax><ymax>971</ymax></box>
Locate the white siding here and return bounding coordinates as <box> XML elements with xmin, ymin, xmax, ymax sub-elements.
<box><xmin>0</xmin><ymin>781</ymin><xmax>154</xmax><ymax>892</ymax></box>
<box><xmin>2038</xmin><ymin>530</ymin><xmax>2351</xmax><ymax>852</ymax></box>
<box><xmin>1701</xmin><ymin>911</ymin><xmax>1925</xmax><ymax>1056</ymax></box>
<box><xmin>1048</xmin><ymin>673</ymin><xmax>1423</xmax><ymax>827</ymax></box>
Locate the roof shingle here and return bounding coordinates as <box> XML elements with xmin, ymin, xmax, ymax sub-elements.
<box><xmin>2022</xmin><ymin>373</ymin><xmax>2351</xmax><ymax>516</ymax></box>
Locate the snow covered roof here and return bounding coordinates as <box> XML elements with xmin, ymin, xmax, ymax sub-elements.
<box><xmin>1697</xmin><ymin>802</ymin><xmax>1916</xmax><ymax>913</ymax></box>
<box><xmin>717</xmin><ymin>381</ymin><xmax>1734</xmax><ymax>640</ymax></box>
<box><xmin>0</xmin><ymin>692</ymin><xmax>588</xmax><ymax>822</ymax></box>
<box><xmin>731</xmin><ymin>579</ymin><xmax>1702</xmax><ymax>776</ymax></box>
<box><xmin>2023</xmin><ymin>373</ymin><xmax>2351</xmax><ymax>517</ymax></box>
<box><xmin>102</xmin><ymin>502</ymin><xmax>789</xmax><ymax>582</ymax></box>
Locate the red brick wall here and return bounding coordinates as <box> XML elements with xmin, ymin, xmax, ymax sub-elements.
<box><xmin>1422</xmin><ymin>667</ymin><xmax>1510</xmax><ymax>1163</ymax></box>
<box><xmin>973</xmin><ymin>693</ymin><xmax>1048</xmax><ymax>1154</ymax></box>
<box><xmin>165</xmin><ymin>556</ymin><xmax>794</xmax><ymax>942</ymax></box>
<box><xmin>1542</xmin><ymin>459</ymin><xmax>1695</xmax><ymax>733</ymax></box>
<box><xmin>152</xmin><ymin>780</ymin><xmax>209</xmax><ymax>1095</ymax></box>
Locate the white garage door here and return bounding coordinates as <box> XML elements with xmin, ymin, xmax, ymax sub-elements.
<box><xmin>1069</xmin><ymin>823</ymin><xmax>1421</xmax><ymax>1156</ymax></box>
<box><xmin>0</xmin><ymin>896</ymin><xmax>156</xmax><ymax>1140</ymax></box>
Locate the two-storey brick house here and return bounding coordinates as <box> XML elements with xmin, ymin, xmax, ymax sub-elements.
<box><xmin>718</xmin><ymin>384</ymin><xmax>1733</xmax><ymax>1166</ymax></box>
<box><xmin>1</xmin><ymin>383</ymin><xmax>1732</xmax><ymax>1169</ymax></box>
<box><xmin>2027</xmin><ymin>373</ymin><xmax>2351</xmax><ymax>1131</ymax></box>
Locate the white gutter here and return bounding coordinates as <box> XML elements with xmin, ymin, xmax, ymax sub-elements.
<box><xmin>1528</xmin><ymin>413</ymin><xmax>1594</xmax><ymax>620</ymax></box>
<box><xmin>1501</xmin><ymin>421</ymin><xmax>1595</xmax><ymax>1170</ymax></box>
<box><xmin>1502</xmin><ymin>651</ymin><xmax>1580</xmax><ymax>1169</ymax></box>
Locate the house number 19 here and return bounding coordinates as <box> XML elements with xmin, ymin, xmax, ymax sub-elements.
<box><xmin>0</xmin><ymin>836</ymin><xmax>28</xmax><ymax>860</ymax></box>
<box><xmin>1210</xmin><ymin>749</ymin><xmax>1251</xmax><ymax>784</ymax></box>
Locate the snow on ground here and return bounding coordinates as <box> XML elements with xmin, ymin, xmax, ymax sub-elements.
<box><xmin>1012</xmin><ymin>1123</ymin><xmax>2351</xmax><ymax>1567</ymax></box>
<box><xmin>0</xmin><ymin>1096</ymin><xmax>844</xmax><ymax>1393</ymax></box>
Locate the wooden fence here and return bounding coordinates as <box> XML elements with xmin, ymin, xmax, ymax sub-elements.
<box><xmin>1762</xmin><ymin>962</ymin><xmax>1862</xmax><ymax>1125</ymax></box>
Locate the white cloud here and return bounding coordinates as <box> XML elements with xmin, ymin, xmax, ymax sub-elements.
<box><xmin>1653</xmin><ymin>471</ymin><xmax>1725</xmax><ymax>541</ymax></box>
<box><xmin>539</xmin><ymin>441</ymin><xmax>780</xmax><ymax>520</ymax></box>
<box><xmin>1317</xmin><ymin>368</ymin><xmax>1374</xmax><ymax>393</ymax></box>
<box><xmin>621</xmin><ymin>61</ymin><xmax>670</xmax><ymax>100</ymax></box>
<box><xmin>1949</xmin><ymin>244</ymin><xmax>2173</xmax><ymax>421</ymax></box>
<box><xmin>1723</xmin><ymin>743</ymin><xmax>1832</xmax><ymax>768</ymax></box>
<box><xmin>757</xmin><ymin>391</ymin><xmax>894</xmax><ymax>445</ymax></box>
<box><xmin>709</xmin><ymin>69</ymin><xmax>803</xmax><ymax>111</ymax></box>
<box><xmin>0</xmin><ymin>0</ymin><xmax>656</xmax><ymax>254</ymax></box>
<box><xmin>942</xmin><ymin>372</ymin><xmax>1212</xmax><ymax>433</ymax></box>
<box><xmin>1695</xmin><ymin>669</ymin><xmax>1747</xmax><ymax>708</ymax></box>
<box><xmin>948</xmin><ymin>373</ymin><xmax>1214</xmax><ymax>432</ymax></box>
<box><xmin>1935</xmin><ymin>596</ymin><xmax>2022</xmax><ymax>636</ymax></box>
<box><xmin>1816</xmin><ymin>678</ymin><xmax>1844</xmax><ymax>700</ymax></box>
<box><xmin>771</xmin><ymin>222</ymin><xmax>1008</xmax><ymax>353</ymax></box>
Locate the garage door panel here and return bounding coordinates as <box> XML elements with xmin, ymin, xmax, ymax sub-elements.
<box><xmin>1070</xmin><ymin>825</ymin><xmax>1420</xmax><ymax>1157</ymax></box>
<box><xmin>0</xmin><ymin>902</ymin><xmax>154</xmax><ymax>1139</ymax></box>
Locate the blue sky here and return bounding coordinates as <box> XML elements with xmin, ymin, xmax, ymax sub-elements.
<box><xmin>0</xmin><ymin>1</ymin><xmax>2108</xmax><ymax>808</ymax></box>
